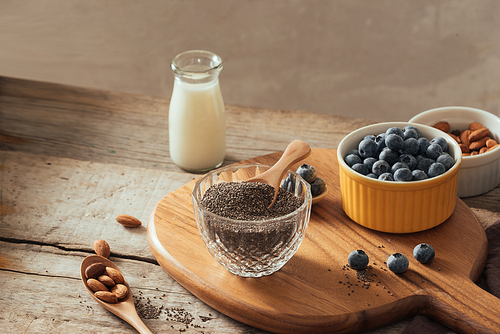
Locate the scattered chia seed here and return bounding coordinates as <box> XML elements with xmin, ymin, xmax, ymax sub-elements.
<box><xmin>201</xmin><ymin>182</ymin><xmax>302</xmax><ymax>220</ymax></box>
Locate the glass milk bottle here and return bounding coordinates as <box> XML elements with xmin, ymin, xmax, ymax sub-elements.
<box><xmin>168</xmin><ymin>50</ymin><xmax>226</xmax><ymax>172</ymax></box>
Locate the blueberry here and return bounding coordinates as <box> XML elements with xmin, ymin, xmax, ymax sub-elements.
<box><xmin>347</xmin><ymin>250</ymin><xmax>369</xmax><ymax>270</ymax></box>
<box><xmin>378</xmin><ymin>172</ymin><xmax>394</xmax><ymax>181</ymax></box>
<box><xmin>345</xmin><ymin>154</ymin><xmax>362</xmax><ymax>167</ymax></box>
<box><xmin>426</xmin><ymin>143</ymin><xmax>443</xmax><ymax>160</ymax></box>
<box><xmin>428</xmin><ymin>162</ymin><xmax>446</xmax><ymax>178</ymax></box>
<box><xmin>363</xmin><ymin>135</ymin><xmax>376</xmax><ymax>141</ymax></box>
<box><xmin>352</xmin><ymin>163</ymin><xmax>370</xmax><ymax>175</ymax></box>
<box><xmin>430</xmin><ymin>136</ymin><xmax>449</xmax><ymax>153</ymax></box>
<box><xmin>372</xmin><ymin>160</ymin><xmax>391</xmax><ymax>176</ymax></box>
<box><xmin>417</xmin><ymin>137</ymin><xmax>431</xmax><ymax>155</ymax></box>
<box><xmin>385</xmin><ymin>127</ymin><xmax>404</xmax><ymax>138</ymax></box>
<box><xmin>385</xmin><ymin>133</ymin><xmax>404</xmax><ymax>151</ymax></box>
<box><xmin>402</xmin><ymin>138</ymin><xmax>419</xmax><ymax>155</ymax></box>
<box><xmin>366</xmin><ymin>173</ymin><xmax>378</xmax><ymax>179</ymax></box>
<box><xmin>280</xmin><ymin>174</ymin><xmax>295</xmax><ymax>192</ymax></box>
<box><xmin>394</xmin><ymin>168</ymin><xmax>412</xmax><ymax>181</ymax></box>
<box><xmin>296</xmin><ymin>164</ymin><xmax>317</xmax><ymax>183</ymax></box>
<box><xmin>413</xmin><ymin>243</ymin><xmax>435</xmax><ymax>264</ymax></box>
<box><xmin>399</xmin><ymin>154</ymin><xmax>417</xmax><ymax>171</ymax></box>
<box><xmin>403</xmin><ymin>128</ymin><xmax>419</xmax><ymax>140</ymax></box>
<box><xmin>403</xmin><ymin>125</ymin><xmax>421</xmax><ymax>138</ymax></box>
<box><xmin>437</xmin><ymin>153</ymin><xmax>454</xmax><ymax>171</ymax></box>
<box><xmin>391</xmin><ymin>162</ymin><xmax>408</xmax><ymax>174</ymax></box>
<box><xmin>412</xmin><ymin>169</ymin><xmax>428</xmax><ymax>181</ymax></box>
<box><xmin>374</xmin><ymin>133</ymin><xmax>387</xmax><ymax>151</ymax></box>
<box><xmin>347</xmin><ymin>149</ymin><xmax>362</xmax><ymax>158</ymax></box>
<box><xmin>416</xmin><ymin>157</ymin><xmax>435</xmax><ymax>174</ymax></box>
<box><xmin>387</xmin><ymin>253</ymin><xmax>409</xmax><ymax>274</ymax></box>
<box><xmin>358</xmin><ymin>139</ymin><xmax>378</xmax><ymax>158</ymax></box>
<box><xmin>379</xmin><ymin>148</ymin><xmax>399</xmax><ymax>166</ymax></box>
<box><xmin>310</xmin><ymin>177</ymin><xmax>326</xmax><ymax>197</ymax></box>
<box><xmin>363</xmin><ymin>157</ymin><xmax>377</xmax><ymax>172</ymax></box>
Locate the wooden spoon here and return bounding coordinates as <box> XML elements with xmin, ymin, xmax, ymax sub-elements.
<box><xmin>80</xmin><ymin>255</ymin><xmax>153</xmax><ymax>334</ymax></box>
<box><xmin>245</xmin><ymin>139</ymin><xmax>311</xmax><ymax>207</ymax></box>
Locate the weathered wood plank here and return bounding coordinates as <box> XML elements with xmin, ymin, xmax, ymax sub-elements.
<box><xmin>0</xmin><ymin>76</ymin><xmax>375</xmax><ymax>170</ymax></box>
<box><xmin>0</xmin><ymin>241</ymin><xmax>267</xmax><ymax>333</ymax></box>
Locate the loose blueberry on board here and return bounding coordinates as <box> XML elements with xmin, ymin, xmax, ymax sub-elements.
<box><xmin>387</xmin><ymin>253</ymin><xmax>409</xmax><ymax>274</ymax></box>
<box><xmin>372</xmin><ymin>160</ymin><xmax>391</xmax><ymax>176</ymax></box>
<box><xmin>428</xmin><ymin>162</ymin><xmax>446</xmax><ymax>178</ymax></box>
<box><xmin>413</xmin><ymin>243</ymin><xmax>435</xmax><ymax>264</ymax></box>
<box><xmin>345</xmin><ymin>154</ymin><xmax>362</xmax><ymax>167</ymax></box>
<box><xmin>412</xmin><ymin>169</ymin><xmax>428</xmax><ymax>181</ymax></box>
<box><xmin>385</xmin><ymin>133</ymin><xmax>404</xmax><ymax>151</ymax></box>
<box><xmin>347</xmin><ymin>250</ymin><xmax>369</xmax><ymax>270</ymax></box>
<box><xmin>378</xmin><ymin>172</ymin><xmax>394</xmax><ymax>181</ymax></box>
<box><xmin>310</xmin><ymin>177</ymin><xmax>326</xmax><ymax>197</ymax></box>
<box><xmin>358</xmin><ymin>139</ymin><xmax>378</xmax><ymax>158</ymax></box>
<box><xmin>296</xmin><ymin>164</ymin><xmax>317</xmax><ymax>183</ymax></box>
<box><xmin>394</xmin><ymin>168</ymin><xmax>412</xmax><ymax>181</ymax></box>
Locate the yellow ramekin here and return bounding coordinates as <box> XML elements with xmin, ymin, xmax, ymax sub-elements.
<box><xmin>337</xmin><ymin>122</ymin><xmax>462</xmax><ymax>233</ymax></box>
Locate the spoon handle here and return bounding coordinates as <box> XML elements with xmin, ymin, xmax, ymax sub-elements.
<box><xmin>124</xmin><ymin>312</ymin><xmax>154</xmax><ymax>334</ymax></box>
<box><xmin>267</xmin><ymin>139</ymin><xmax>311</xmax><ymax>207</ymax></box>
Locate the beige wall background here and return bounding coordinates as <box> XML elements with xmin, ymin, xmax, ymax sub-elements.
<box><xmin>1</xmin><ymin>0</ymin><xmax>500</xmax><ymax>121</ymax></box>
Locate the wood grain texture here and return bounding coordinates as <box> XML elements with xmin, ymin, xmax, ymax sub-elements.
<box><xmin>149</xmin><ymin>149</ymin><xmax>500</xmax><ymax>334</ymax></box>
<box><xmin>1</xmin><ymin>76</ymin><xmax>499</xmax><ymax>333</ymax></box>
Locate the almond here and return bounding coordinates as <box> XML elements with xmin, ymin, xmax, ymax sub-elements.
<box><xmin>479</xmin><ymin>147</ymin><xmax>488</xmax><ymax>154</ymax></box>
<box><xmin>87</xmin><ymin>278</ymin><xmax>109</xmax><ymax>292</ymax></box>
<box><xmin>460</xmin><ymin>130</ymin><xmax>471</xmax><ymax>147</ymax></box>
<box><xmin>471</xmin><ymin>151</ymin><xmax>479</xmax><ymax>156</ymax></box>
<box><xmin>85</xmin><ymin>262</ymin><xmax>106</xmax><ymax>279</ymax></box>
<box><xmin>469</xmin><ymin>136</ymin><xmax>490</xmax><ymax>151</ymax></box>
<box><xmin>469</xmin><ymin>122</ymin><xmax>486</xmax><ymax>131</ymax></box>
<box><xmin>115</xmin><ymin>214</ymin><xmax>142</xmax><ymax>228</ymax></box>
<box><xmin>447</xmin><ymin>133</ymin><xmax>460</xmax><ymax>144</ymax></box>
<box><xmin>486</xmin><ymin>138</ymin><xmax>498</xmax><ymax>149</ymax></box>
<box><xmin>106</xmin><ymin>267</ymin><xmax>125</xmax><ymax>284</ymax></box>
<box><xmin>462</xmin><ymin>152</ymin><xmax>472</xmax><ymax>156</ymax></box>
<box><xmin>93</xmin><ymin>239</ymin><xmax>111</xmax><ymax>258</ymax></box>
<box><xmin>94</xmin><ymin>291</ymin><xmax>118</xmax><ymax>304</ymax></box>
<box><xmin>469</xmin><ymin>127</ymin><xmax>490</xmax><ymax>142</ymax></box>
<box><xmin>111</xmin><ymin>284</ymin><xmax>128</xmax><ymax>300</ymax></box>
<box><xmin>433</xmin><ymin>121</ymin><xmax>450</xmax><ymax>133</ymax></box>
<box><xmin>98</xmin><ymin>274</ymin><xmax>116</xmax><ymax>287</ymax></box>
<box><xmin>459</xmin><ymin>143</ymin><xmax>470</xmax><ymax>153</ymax></box>
<box><xmin>487</xmin><ymin>144</ymin><xmax>500</xmax><ymax>152</ymax></box>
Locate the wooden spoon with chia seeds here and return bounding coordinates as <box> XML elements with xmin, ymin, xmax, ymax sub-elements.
<box><xmin>245</xmin><ymin>139</ymin><xmax>311</xmax><ymax>208</ymax></box>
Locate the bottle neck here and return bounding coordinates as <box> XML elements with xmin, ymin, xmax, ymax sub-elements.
<box><xmin>171</xmin><ymin>50</ymin><xmax>222</xmax><ymax>84</ymax></box>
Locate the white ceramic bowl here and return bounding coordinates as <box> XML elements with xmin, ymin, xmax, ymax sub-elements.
<box><xmin>409</xmin><ymin>106</ymin><xmax>500</xmax><ymax>197</ymax></box>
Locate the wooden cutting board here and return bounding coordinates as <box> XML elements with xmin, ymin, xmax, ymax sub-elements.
<box><xmin>147</xmin><ymin>148</ymin><xmax>500</xmax><ymax>334</ymax></box>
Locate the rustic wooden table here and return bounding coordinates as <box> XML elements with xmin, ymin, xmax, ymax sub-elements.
<box><xmin>1</xmin><ymin>76</ymin><xmax>499</xmax><ymax>333</ymax></box>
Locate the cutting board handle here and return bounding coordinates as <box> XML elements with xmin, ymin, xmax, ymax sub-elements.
<box><xmin>430</xmin><ymin>276</ymin><xmax>500</xmax><ymax>334</ymax></box>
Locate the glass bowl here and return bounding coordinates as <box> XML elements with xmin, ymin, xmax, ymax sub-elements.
<box><xmin>191</xmin><ymin>164</ymin><xmax>312</xmax><ymax>277</ymax></box>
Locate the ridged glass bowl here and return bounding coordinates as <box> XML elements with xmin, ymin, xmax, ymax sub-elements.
<box><xmin>191</xmin><ymin>164</ymin><xmax>312</xmax><ymax>277</ymax></box>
